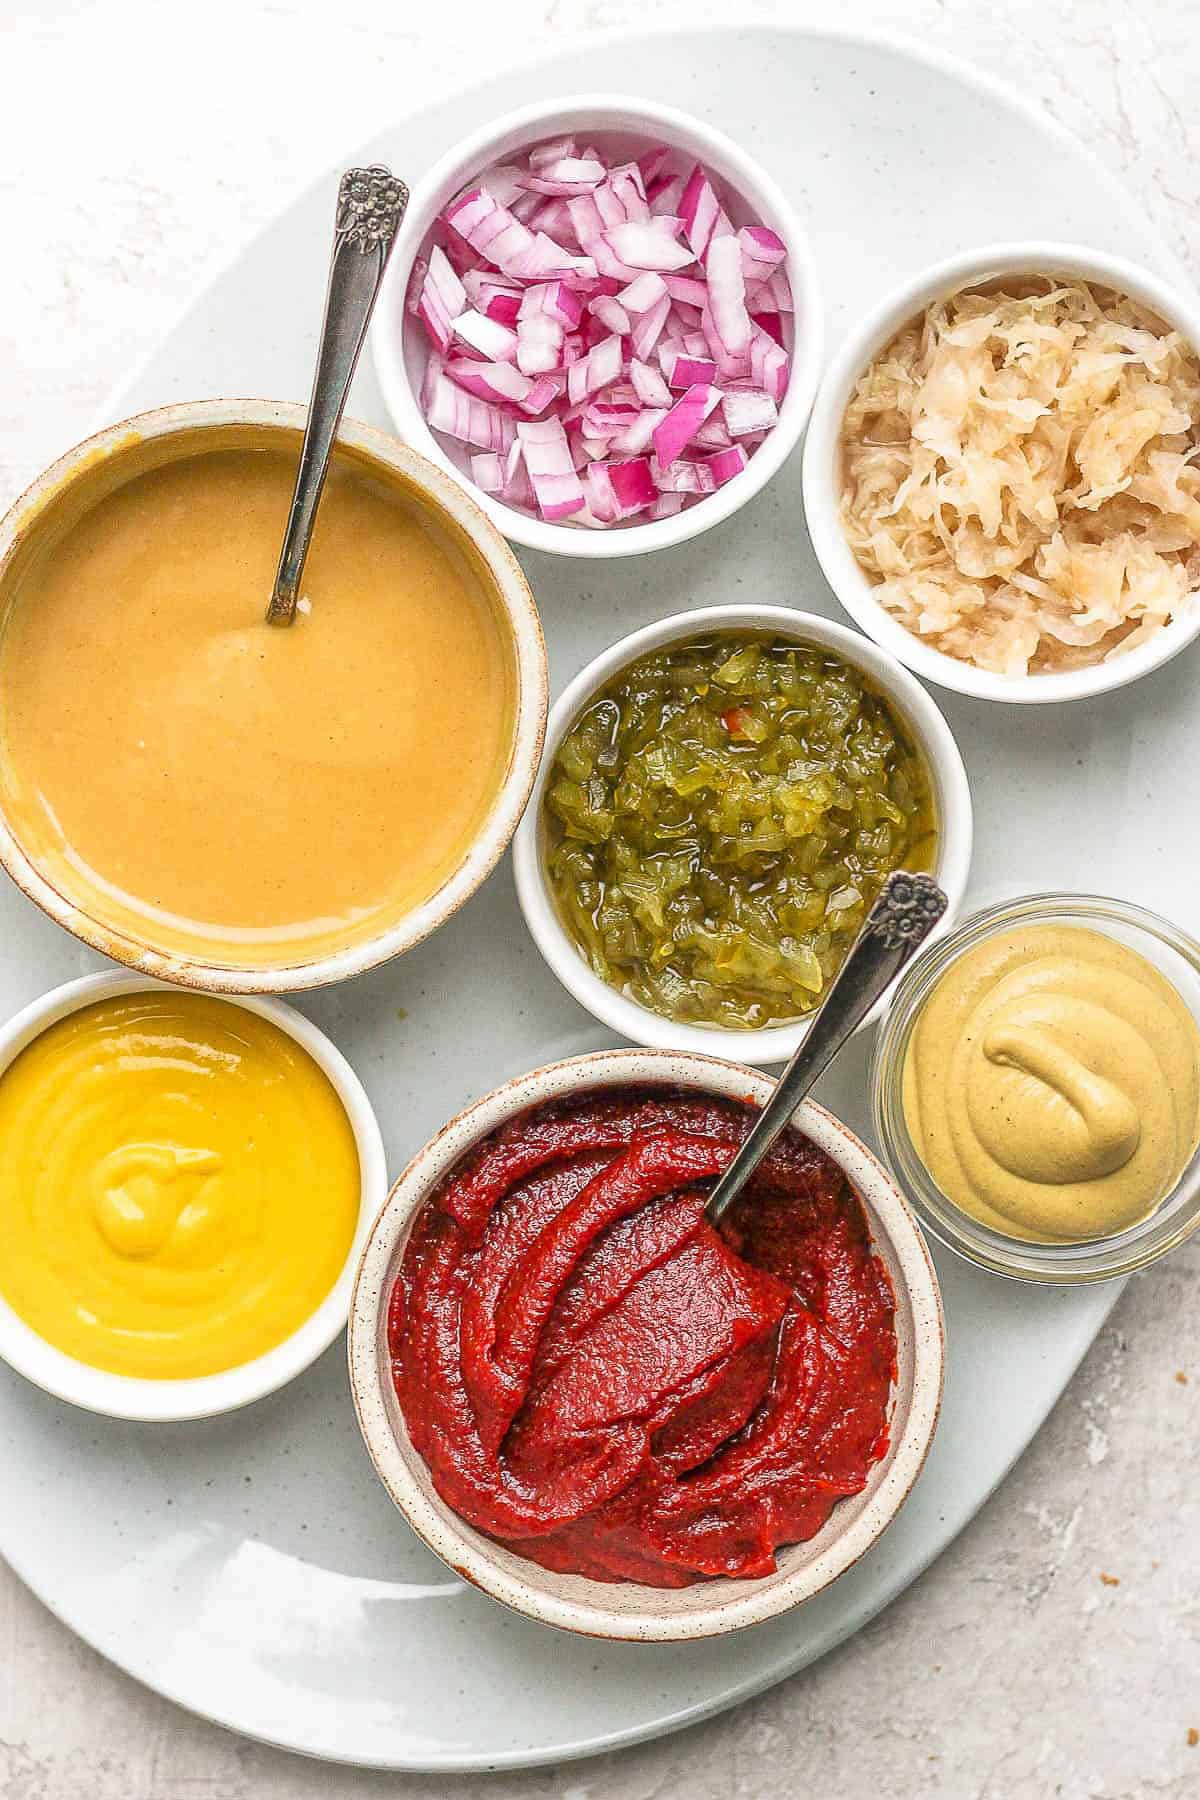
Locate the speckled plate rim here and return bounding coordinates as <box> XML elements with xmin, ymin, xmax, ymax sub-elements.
<box><xmin>348</xmin><ymin>1047</ymin><xmax>945</xmax><ymax>1642</ymax></box>
<box><xmin>0</xmin><ymin>399</ymin><xmax>548</xmax><ymax>994</ymax></box>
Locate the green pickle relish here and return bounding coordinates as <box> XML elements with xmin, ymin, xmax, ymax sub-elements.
<box><xmin>543</xmin><ymin>632</ymin><xmax>938</xmax><ymax>1030</ymax></box>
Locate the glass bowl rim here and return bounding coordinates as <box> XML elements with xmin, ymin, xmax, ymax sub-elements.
<box><xmin>871</xmin><ymin>890</ymin><xmax>1200</xmax><ymax>1284</ymax></box>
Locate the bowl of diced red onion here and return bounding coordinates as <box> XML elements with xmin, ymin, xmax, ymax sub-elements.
<box><xmin>372</xmin><ymin>96</ymin><xmax>822</xmax><ymax>555</ymax></box>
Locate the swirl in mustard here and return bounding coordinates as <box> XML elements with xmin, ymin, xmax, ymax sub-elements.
<box><xmin>902</xmin><ymin>925</ymin><xmax>1200</xmax><ymax>1242</ymax></box>
<box><xmin>0</xmin><ymin>993</ymin><xmax>360</xmax><ymax>1377</ymax></box>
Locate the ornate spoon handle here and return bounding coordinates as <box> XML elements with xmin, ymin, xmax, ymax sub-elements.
<box><xmin>703</xmin><ymin>871</ymin><xmax>948</xmax><ymax>1226</ymax></box>
<box><xmin>266</xmin><ymin>165</ymin><xmax>408</xmax><ymax>626</ymax></box>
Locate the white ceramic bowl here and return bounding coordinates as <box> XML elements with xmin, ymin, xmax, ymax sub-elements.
<box><xmin>512</xmin><ymin>604</ymin><xmax>973</xmax><ymax>1063</ymax></box>
<box><xmin>348</xmin><ymin>1048</ymin><xmax>944</xmax><ymax>1641</ymax></box>
<box><xmin>0</xmin><ymin>971</ymin><xmax>388</xmax><ymax>1421</ymax></box>
<box><xmin>801</xmin><ymin>241</ymin><xmax>1200</xmax><ymax>704</ymax></box>
<box><xmin>0</xmin><ymin>399</ymin><xmax>547</xmax><ymax>993</ymax></box>
<box><xmin>373</xmin><ymin>93</ymin><xmax>822</xmax><ymax>559</ymax></box>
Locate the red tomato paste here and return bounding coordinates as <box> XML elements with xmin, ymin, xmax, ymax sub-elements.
<box><xmin>388</xmin><ymin>1087</ymin><xmax>896</xmax><ymax>1586</ymax></box>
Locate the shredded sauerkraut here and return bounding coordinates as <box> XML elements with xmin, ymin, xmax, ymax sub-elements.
<box><xmin>839</xmin><ymin>279</ymin><xmax>1200</xmax><ymax>675</ymax></box>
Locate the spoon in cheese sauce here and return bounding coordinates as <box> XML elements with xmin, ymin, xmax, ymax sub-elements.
<box><xmin>265</xmin><ymin>164</ymin><xmax>408</xmax><ymax>625</ymax></box>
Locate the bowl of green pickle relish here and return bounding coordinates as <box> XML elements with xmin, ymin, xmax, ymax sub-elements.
<box><xmin>513</xmin><ymin>606</ymin><xmax>972</xmax><ymax>1063</ymax></box>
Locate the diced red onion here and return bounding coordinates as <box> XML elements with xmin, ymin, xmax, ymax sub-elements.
<box><xmin>424</xmin><ymin>362</ymin><xmax>516</xmax><ymax>452</ymax></box>
<box><xmin>663</xmin><ymin>349</ymin><xmax>718</xmax><ymax>388</ymax></box>
<box><xmin>607</xmin><ymin>456</ymin><xmax>658</xmax><ymax>513</ymax></box>
<box><xmin>519</xmin><ymin>281</ymin><xmax>583</xmax><ymax>328</ymax></box>
<box><xmin>461</xmin><ymin>270</ymin><xmax>523</xmax><ymax>327</ymax></box>
<box><xmin>630</xmin><ymin>356</ymin><xmax>672</xmax><ymax>406</ymax></box>
<box><xmin>750</xmin><ymin>309</ymin><xmax>785</xmax><ymax>347</ymax></box>
<box><xmin>413</xmin><ymin>246</ymin><xmax>467</xmax><ymax>353</ymax></box>
<box><xmin>648</xmin><ymin>172</ymin><xmax>687</xmax><ymax>216</ymax></box>
<box><xmin>761</xmin><ymin>267</ymin><xmax>793</xmax><ymax>312</ymax></box>
<box><xmin>516</xmin><ymin>312</ymin><xmax>564</xmax><ymax>376</ymax></box>
<box><xmin>566</xmin><ymin>193</ymin><xmax>605</xmax><ymax>249</ymax></box>
<box><xmin>610</xmin><ymin>408</ymin><xmax>665</xmax><ymax>455</ymax></box>
<box><xmin>445</xmin><ymin>357</ymin><xmax>533</xmax><ymax>406</ymax></box>
<box><xmin>651</xmin><ymin>455</ymin><xmax>717</xmax><ymax>495</ymax></box>
<box><xmin>566</xmin><ymin>332</ymin><xmax>623</xmax><ymax>404</ymax></box>
<box><xmin>452</xmin><ymin>308</ymin><xmax>519</xmax><ymax>362</ymax></box>
<box><xmin>631</xmin><ymin>292</ymin><xmax>671</xmax><ymax>361</ymax></box>
<box><xmin>679</xmin><ymin>165</ymin><xmax>733</xmax><ymax>259</ymax></box>
<box><xmin>529</xmin><ymin>136</ymin><xmax>576</xmax><ymax>171</ymax></box>
<box><xmin>618</xmin><ymin>271</ymin><xmax>669</xmax><ymax>314</ymax></box>
<box><xmin>662</xmin><ymin>273</ymin><xmax>708</xmax><ymax>307</ymax></box>
<box><xmin>471</xmin><ymin>452</ymin><xmax>504</xmax><ymax>492</ymax></box>
<box><xmin>723</xmin><ymin>388</ymin><xmax>779</xmax><ymax>436</ymax></box>
<box><xmin>749</xmin><ymin>322</ymin><xmax>790</xmax><ymax>403</ymax></box>
<box><xmin>605</xmin><ymin>221</ymin><xmax>694</xmax><ymax>272</ymax></box>
<box><xmin>517</xmin><ymin>418</ymin><xmax>586</xmax><ymax>519</ymax></box>
<box><xmin>519</xmin><ymin>156</ymin><xmax>607</xmax><ymax>196</ymax></box>
<box><xmin>520</xmin><ymin>373</ymin><xmax>564</xmax><ymax>416</ymax></box>
<box><xmin>693</xmin><ymin>415</ymin><xmax>732</xmax><ymax>451</ymax></box>
<box><xmin>653</xmin><ymin>383</ymin><xmax>721</xmax><ymax>466</ymax></box>
<box><xmin>411</xmin><ymin>132</ymin><xmax>793</xmax><ymax>529</ymax></box>
<box><xmin>703</xmin><ymin>234</ymin><xmax>751</xmax><ymax>362</ymax></box>
<box><xmin>738</xmin><ymin>225</ymin><xmax>787</xmax><ymax>290</ymax></box>
<box><xmin>590</xmin><ymin>294</ymin><xmax>631</xmax><ymax>335</ymax></box>
<box><xmin>706</xmin><ymin>444</ymin><xmax>749</xmax><ymax>486</ymax></box>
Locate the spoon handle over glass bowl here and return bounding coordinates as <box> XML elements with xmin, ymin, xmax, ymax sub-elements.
<box><xmin>265</xmin><ymin>165</ymin><xmax>409</xmax><ymax>626</ymax></box>
<box><xmin>703</xmin><ymin>871</ymin><xmax>948</xmax><ymax>1227</ymax></box>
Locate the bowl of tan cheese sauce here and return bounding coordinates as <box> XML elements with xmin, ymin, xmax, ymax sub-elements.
<box><xmin>0</xmin><ymin>401</ymin><xmax>547</xmax><ymax>990</ymax></box>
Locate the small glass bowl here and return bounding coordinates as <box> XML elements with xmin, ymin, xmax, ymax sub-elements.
<box><xmin>871</xmin><ymin>893</ymin><xmax>1200</xmax><ymax>1284</ymax></box>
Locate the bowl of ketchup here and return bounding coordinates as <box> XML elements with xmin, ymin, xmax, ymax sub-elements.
<box><xmin>348</xmin><ymin>1049</ymin><xmax>944</xmax><ymax>1641</ymax></box>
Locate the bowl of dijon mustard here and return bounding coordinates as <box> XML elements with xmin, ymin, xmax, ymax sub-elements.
<box><xmin>872</xmin><ymin>894</ymin><xmax>1200</xmax><ymax>1282</ymax></box>
<box><xmin>0</xmin><ymin>399</ymin><xmax>547</xmax><ymax>992</ymax></box>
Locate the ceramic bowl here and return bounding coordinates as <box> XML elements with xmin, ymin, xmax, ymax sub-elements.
<box><xmin>0</xmin><ymin>398</ymin><xmax>547</xmax><ymax>992</ymax></box>
<box><xmin>873</xmin><ymin>892</ymin><xmax>1200</xmax><ymax>1282</ymax></box>
<box><xmin>801</xmin><ymin>242</ymin><xmax>1200</xmax><ymax>704</ymax></box>
<box><xmin>512</xmin><ymin>604</ymin><xmax>973</xmax><ymax>1064</ymax></box>
<box><xmin>349</xmin><ymin>1047</ymin><xmax>944</xmax><ymax>1642</ymax></box>
<box><xmin>372</xmin><ymin>93</ymin><xmax>822</xmax><ymax>558</ymax></box>
<box><xmin>0</xmin><ymin>970</ymin><xmax>388</xmax><ymax>1420</ymax></box>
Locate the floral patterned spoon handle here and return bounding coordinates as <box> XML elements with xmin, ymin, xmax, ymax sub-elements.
<box><xmin>266</xmin><ymin>165</ymin><xmax>408</xmax><ymax>626</ymax></box>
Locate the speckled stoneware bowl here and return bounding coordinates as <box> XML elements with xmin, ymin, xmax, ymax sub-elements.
<box><xmin>0</xmin><ymin>398</ymin><xmax>548</xmax><ymax>994</ymax></box>
<box><xmin>348</xmin><ymin>1048</ymin><xmax>945</xmax><ymax>1642</ymax></box>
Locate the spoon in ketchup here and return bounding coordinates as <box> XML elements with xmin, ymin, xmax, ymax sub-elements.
<box><xmin>704</xmin><ymin>869</ymin><xmax>948</xmax><ymax>1226</ymax></box>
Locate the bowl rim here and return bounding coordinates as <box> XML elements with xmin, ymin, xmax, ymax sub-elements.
<box><xmin>0</xmin><ymin>397</ymin><xmax>548</xmax><ymax>993</ymax></box>
<box><xmin>871</xmin><ymin>890</ymin><xmax>1200</xmax><ymax>1282</ymax></box>
<box><xmin>511</xmin><ymin>602</ymin><xmax>973</xmax><ymax>1063</ymax></box>
<box><xmin>371</xmin><ymin>91</ymin><xmax>824</xmax><ymax>560</ymax></box>
<box><xmin>800</xmin><ymin>239</ymin><xmax>1200</xmax><ymax>704</ymax></box>
<box><xmin>347</xmin><ymin>1045</ymin><xmax>945</xmax><ymax>1641</ymax></box>
<box><xmin>0</xmin><ymin>970</ymin><xmax>389</xmax><ymax>1420</ymax></box>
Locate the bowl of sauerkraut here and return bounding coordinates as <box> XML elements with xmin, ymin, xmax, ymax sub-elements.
<box><xmin>801</xmin><ymin>244</ymin><xmax>1200</xmax><ymax>703</ymax></box>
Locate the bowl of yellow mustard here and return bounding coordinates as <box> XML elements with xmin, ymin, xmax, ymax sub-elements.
<box><xmin>872</xmin><ymin>894</ymin><xmax>1200</xmax><ymax>1282</ymax></box>
<box><xmin>0</xmin><ymin>972</ymin><xmax>387</xmax><ymax>1418</ymax></box>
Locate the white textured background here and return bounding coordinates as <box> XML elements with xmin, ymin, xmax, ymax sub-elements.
<box><xmin>1</xmin><ymin>2</ymin><xmax>1198</xmax><ymax>1796</ymax></box>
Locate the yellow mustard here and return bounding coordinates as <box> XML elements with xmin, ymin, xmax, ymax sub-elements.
<box><xmin>902</xmin><ymin>924</ymin><xmax>1200</xmax><ymax>1242</ymax></box>
<box><xmin>0</xmin><ymin>992</ymin><xmax>360</xmax><ymax>1378</ymax></box>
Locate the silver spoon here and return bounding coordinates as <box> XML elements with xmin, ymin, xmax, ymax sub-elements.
<box><xmin>704</xmin><ymin>870</ymin><xmax>948</xmax><ymax>1226</ymax></box>
<box><xmin>265</xmin><ymin>164</ymin><xmax>409</xmax><ymax>626</ymax></box>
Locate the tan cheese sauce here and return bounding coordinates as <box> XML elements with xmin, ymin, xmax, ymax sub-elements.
<box><xmin>0</xmin><ymin>443</ymin><xmax>515</xmax><ymax>968</ymax></box>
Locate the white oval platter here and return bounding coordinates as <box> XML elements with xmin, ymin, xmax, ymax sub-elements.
<box><xmin>0</xmin><ymin>21</ymin><xmax>1193</xmax><ymax>1774</ymax></box>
